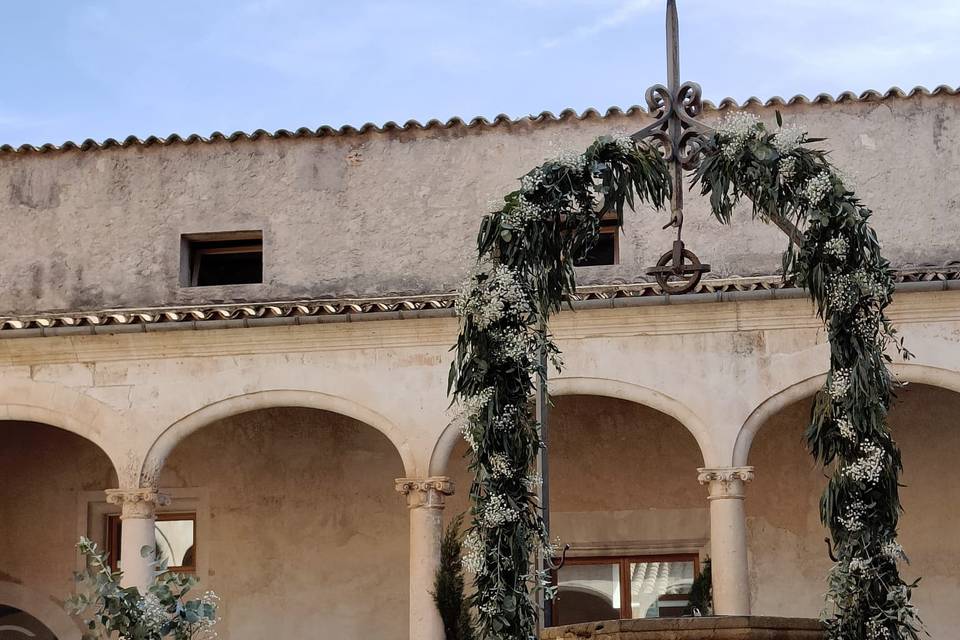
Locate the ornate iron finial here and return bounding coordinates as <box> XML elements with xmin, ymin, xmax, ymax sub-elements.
<box><xmin>634</xmin><ymin>0</ymin><xmax>712</xmax><ymax>294</ymax></box>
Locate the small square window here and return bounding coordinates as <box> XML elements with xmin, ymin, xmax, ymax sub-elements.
<box><xmin>181</xmin><ymin>231</ymin><xmax>263</xmax><ymax>287</ymax></box>
<box><xmin>570</xmin><ymin>211</ymin><xmax>620</xmax><ymax>267</ymax></box>
<box><xmin>107</xmin><ymin>512</ymin><xmax>197</xmax><ymax>573</ymax></box>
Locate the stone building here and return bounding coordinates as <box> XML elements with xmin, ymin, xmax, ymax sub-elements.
<box><xmin>0</xmin><ymin>85</ymin><xmax>958</xmax><ymax>639</ymax></box>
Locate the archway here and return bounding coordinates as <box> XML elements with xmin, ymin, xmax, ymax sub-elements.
<box><xmin>742</xmin><ymin>382</ymin><xmax>960</xmax><ymax>637</ymax></box>
<box><xmin>444</xmin><ymin>392</ymin><xmax>708</xmax><ymax>626</ymax></box>
<box><xmin>0</xmin><ymin>421</ymin><xmax>118</xmax><ymax>640</ymax></box>
<box><xmin>142</xmin><ymin>389</ymin><xmax>416</xmax><ymax>485</ymax></box>
<box><xmin>155</xmin><ymin>404</ymin><xmax>410</xmax><ymax>640</ymax></box>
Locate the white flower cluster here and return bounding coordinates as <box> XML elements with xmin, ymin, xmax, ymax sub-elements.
<box><xmin>139</xmin><ymin>593</ymin><xmax>166</xmax><ymax>631</ymax></box>
<box><xmin>866</xmin><ymin>620</ymin><xmax>893</xmax><ymax>640</ymax></box>
<box><xmin>502</xmin><ymin>194</ymin><xmax>543</xmax><ymax>228</ymax></box>
<box><xmin>716</xmin><ymin>111</ymin><xmax>762</xmax><ymax>160</ymax></box>
<box><xmin>481</xmin><ymin>493</ymin><xmax>519</xmax><ymax>528</ymax></box>
<box><xmin>455</xmin><ymin>265</ymin><xmax>530</xmax><ymax>329</ymax></box>
<box><xmin>520</xmin><ymin>168</ymin><xmax>546</xmax><ymax>194</ymax></box>
<box><xmin>851</xmin><ymin>268</ymin><xmax>887</xmax><ymax>301</ymax></box>
<box><xmin>843</xmin><ymin>441</ymin><xmax>885</xmax><ymax>484</ymax></box>
<box><xmin>462</xmin><ymin>530</ymin><xmax>485</xmax><ymax>573</ymax></box>
<box><xmin>824</xmin><ymin>236</ymin><xmax>849</xmax><ymax>259</ymax></box>
<box><xmin>848</xmin><ymin>555</ymin><xmax>872</xmax><ymax>573</ymax></box>
<box><xmin>195</xmin><ymin>591</ymin><xmax>221</xmax><ymax>639</ymax></box>
<box><xmin>771</xmin><ymin>124</ymin><xmax>805</xmax><ymax>155</ymax></box>
<box><xmin>612</xmin><ymin>134</ymin><xmax>636</xmax><ymax>155</ymax></box>
<box><xmin>839</xmin><ymin>499</ymin><xmax>868</xmax><ymax>532</ymax></box>
<box><xmin>829</xmin><ymin>368</ymin><xmax>852</xmax><ymax>401</ymax></box>
<box><xmin>852</xmin><ymin>309</ymin><xmax>880</xmax><ymax>339</ymax></box>
<box><xmin>881</xmin><ymin>540</ymin><xmax>905</xmax><ymax>561</ymax></box>
<box><xmin>553</xmin><ymin>149</ymin><xmax>586</xmax><ymax>172</ymax></box>
<box><xmin>803</xmin><ymin>171</ymin><xmax>833</xmax><ymax>206</ymax></box>
<box><xmin>826</xmin><ymin>273</ymin><xmax>858</xmax><ymax>312</ymax></box>
<box><xmin>523</xmin><ymin>473</ymin><xmax>543</xmax><ymax>491</ymax></box>
<box><xmin>488</xmin><ymin>452</ymin><xmax>514</xmax><ymax>479</ymax></box>
<box><xmin>835</xmin><ymin>415</ymin><xmax>856</xmax><ymax>440</ymax></box>
<box><xmin>491</xmin><ymin>328</ymin><xmax>535</xmax><ymax>363</ymax></box>
<box><xmin>453</xmin><ymin>387</ymin><xmax>494</xmax><ymax>450</ymax></box>
<box><xmin>491</xmin><ymin>404</ymin><xmax>518</xmax><ymax>431</ymax></box>
<box><xmin>778</xmin><ymin>155</ymin><xmax>797</xmax><ymax>181</ymax></box>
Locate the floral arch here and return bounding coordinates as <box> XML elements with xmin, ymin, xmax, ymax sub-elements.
<box><xmin>449</xmin><ymin>114</ymin><xmax>922</xmax><ymax>640</ymax></box>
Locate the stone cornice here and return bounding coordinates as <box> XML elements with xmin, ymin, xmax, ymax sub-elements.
<box><xmin>0</xmin><ymin>288</ymin><xmax>958</xmax><ymax>367</ymax></box>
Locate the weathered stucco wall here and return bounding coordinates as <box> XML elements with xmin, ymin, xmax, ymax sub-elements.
<box><xmin>746</xmin><ymin>384</ymin><xmax>960</xmax><ymax>638</ymax></box>
<box><xmin>158</xmin><ymin>407</ymin><xmax>409</xmax><ymax>640</ymax></box>
<box><xmin>0</xmin><ymin>422</ymin><xmax>115</xmax><ymax>637</ymax></box>
<box><xmin>1</xmin><ymin>93</ymin><xmax>958</xmax><ymax>314</ymax></box>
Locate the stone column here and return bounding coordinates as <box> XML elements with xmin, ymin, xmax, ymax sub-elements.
<box><xmin>395</xmin><ymin>476</ymin><xmax>454</xmax><ymax>640</ymax></box>
<box><xmin>697</xmin><ymin>466</ymin><xmax>754</xmax><ymax>615</ymax></box>
<box><xmin>104</xmin><ymin>488</ymin><xmax>170</xmax><ymax>592</ymax></box>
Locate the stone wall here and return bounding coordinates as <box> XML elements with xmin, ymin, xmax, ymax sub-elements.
<box><xmin>1</xmin><ymin>93</ymin><xmax>958</xmax><ymax>314</ymax></box>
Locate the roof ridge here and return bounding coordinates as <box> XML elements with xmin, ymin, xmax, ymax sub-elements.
<box><xmin>1</xmin><ymin>85</ymin><xmax>956</xmax><ymax>156</ymax></box>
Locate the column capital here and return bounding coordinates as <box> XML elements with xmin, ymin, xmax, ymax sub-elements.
<box><xmin>395</xmin><ymin>477</ymin><xmax>454</xmax><ymax>509</ymax></box>
<box><xmin>697</xmin><ymin>466</ymin><xmax>754</xmax><ymax>500</ymax></box>
<box><xmin>105</xmin><ymin>488</ymin><xmax>170</xmax><ymax>519</ymax></box>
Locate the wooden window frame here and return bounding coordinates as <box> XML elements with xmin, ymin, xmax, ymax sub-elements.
<box><xmin>180</xmin><ymin>230</ymin><xmax>263</xmax><ymax>287</ymax></box>
<box><xmin>551</xmin><ymin>553</ymin><xmax>699</xmax><ymax>624</ymax></box>
<box><xmin>107</xmin><ymin>512</ymin><xmax>198</xmax><ymax>574</ymax></box>
<box><xmin>571</xmin><ymin>211</ymin><xmax>621</xmax><ymax>267</ymax></box>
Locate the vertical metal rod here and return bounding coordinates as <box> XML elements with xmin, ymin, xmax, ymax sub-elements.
<box><xmin>666</xmin><ymin>0</ymin><xmax>685</xmax><ymax>223</ymax></box>
<box><xmin>536</xmin><ymin>319</ymin><xmax>552</xmax><ymax>630</ymax></box>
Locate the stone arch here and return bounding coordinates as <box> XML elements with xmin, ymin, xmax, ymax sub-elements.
<box><xmin>428</xmin><ymin>375</ymin><xmax>713</xmax><ymax>476</ymax></box>
<box><xmin>0</xmin><ymin>581</ymin><xmax>81</xmax><ymax>640</ymax></box>
<box><xmin>141</xmin><ymin>389</ymin><xmax>416</xmax><ymax>485</ymax></box>
<box><xmin>0</xmin><ymin>381</ymin><xmax>128</xmax><ymax>485</ymax></box>
<box><xmin>733</xmin><ymin>362</ymin><xmax>960</xmax><ymax>466</ymax></box>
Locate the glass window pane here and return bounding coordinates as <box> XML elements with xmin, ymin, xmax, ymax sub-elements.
<box><xmin>629</xmin><ymin>559</ymin><xmax>695</xmax><ymax>619</ymax></box>
<box><xmin>155</xmin><ymin>519</ymin><xmax>195</xmax><ymax>568</ymax></box>
<box><xmin>555</xmin><ymin>563</ymin><xmax>620</xmax><ymax>625</ymax></box>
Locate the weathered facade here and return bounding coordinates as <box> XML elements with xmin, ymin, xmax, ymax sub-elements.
<box><xmin>1</xmin><ymin>87</ymin><xmax>958</xmax><ymax>639</ymax></box>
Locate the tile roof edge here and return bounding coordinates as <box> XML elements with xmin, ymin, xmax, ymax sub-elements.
<box><xmin>1</xmin><ymin>85</ymin><xmax>956</xmax><ymax>156</ymax></box>
<box><xmin>2</xmin><ymin>265</ymin><xmax>958</xmax><ymax>334</ymax></box>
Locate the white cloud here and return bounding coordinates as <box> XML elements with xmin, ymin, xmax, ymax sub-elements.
<box><xmin>537</xmin><ymin>0</ymin><xmax>661</xmax><ymax>49</ymax></box>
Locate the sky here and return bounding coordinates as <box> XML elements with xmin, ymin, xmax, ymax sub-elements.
<box><xmin>0</xmin><ymin>0</ymin><xmax>957</xmax><ymax>147</ymax></box>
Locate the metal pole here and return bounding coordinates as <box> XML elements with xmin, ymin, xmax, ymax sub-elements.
<box><xmin>536</xmin><ymin>320</ymin><xmax>552</xmax><ymax>630</ymax></box>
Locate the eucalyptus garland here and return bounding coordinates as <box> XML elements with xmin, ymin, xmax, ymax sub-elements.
<box><xmin>695</xmin><ymin>112</ymin><xmax>923</xmax><ymax>640</ymax></box>
<box><xmin>449</xmin><ymin>135</ymin><xmax>670</xmax><ymax>639</ymax></box>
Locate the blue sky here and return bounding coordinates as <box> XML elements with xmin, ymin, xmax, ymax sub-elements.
<box><xmin>0</xmin><ymin>0</ymin><xmax>957</xmax><ymax>146</ymax></box>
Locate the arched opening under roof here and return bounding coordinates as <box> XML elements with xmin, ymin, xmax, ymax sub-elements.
<box><xmin>156</xmin><ymin>405</ymin><xmax>409</xmax><ymax>640</ymax></box>
<box><xmin>444</xmin><ymin>393</ymin><xmax>707</xmax><ymax>626</ymax></box>
<box><xmin>743</xmin><ymin>383</ymin><xmax>960</xmax><ymax>637</ymax></box>
<box><xmin>0</xmin><ymin>420</ymin><xmax>118</xmax><ymax>640</ymax></box>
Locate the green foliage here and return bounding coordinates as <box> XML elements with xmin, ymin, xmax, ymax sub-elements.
<box><xmin>684</xmin><ymin>558</ymin><xmax>712</xmax><ymax>616</ymax></box>
<box><xmin>434</xmin><ymin>514</ymin><xmax>475</xmax><ymax>640</ymax></box>
<box><xmin>67</xmin><ymin>537</ymin><xmax>219</xmax><ymax>640</ymax></box>
<box><xmin>450</xmin><ymin>135</ymin><xmax>670</xmax><ymax>639</ymax></box>
<box><xmin>695</xmin><ymin>115</ymin><xmax>923</xmax><ymax>640</ymax></box>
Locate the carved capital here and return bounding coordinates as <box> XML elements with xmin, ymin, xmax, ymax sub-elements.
<box><xmin>395</xmin><ymin>477</ymin><xmax>454</xmax><ymax>509</ymax></box>
<box><xmin>697</xmin><ymin>466</ymin><xmax>755</xmax><ymax>500</ymax></box>
<box><xmin>105</xmin><ymin>488</ymin><xmax>171</xmax><ymax>519</ymax></box>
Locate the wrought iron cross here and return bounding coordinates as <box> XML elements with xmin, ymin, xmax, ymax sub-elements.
<box><xmin>632</xmin><ymin>0</ymin><xmax>713</xmax><ymax>294</ymax></box>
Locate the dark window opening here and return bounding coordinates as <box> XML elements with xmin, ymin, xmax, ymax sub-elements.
<box><xmin>182</xmin><ymin>232</ymin><xmax>262</xmax><ymax>287</ymax></box>
<box><xmin>575</xmin><ymin>229</ymin><xmax>619</xmax><ymax>267</ymax></box>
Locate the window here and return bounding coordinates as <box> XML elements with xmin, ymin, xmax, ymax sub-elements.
<box><xmin>552</xmin><ymin>554</ymin><xmax>698</xmax><ymax>625</ymax></box>
<box><xmin>181</xmin><ymin>231</ymin><xmax>263</xmax><ymax>287</ymax></box>
<box><xmin>107</xmin><ymin>512</ymin><xmax>197</xmax><ymax>573</ymax></box>
<box><xmin>573</xmin><ymin>213</ymin><xmax>620</xmax><ymax>267</ymax></box>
